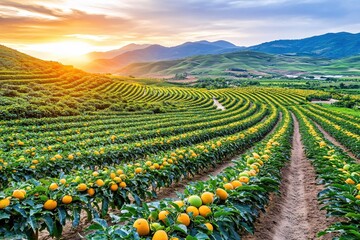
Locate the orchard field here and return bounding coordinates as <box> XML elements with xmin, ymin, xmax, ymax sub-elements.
<box><xmin>0</xmin><ymin>48</ymin><xmax>359</xmax><ymax>240</ymax></box>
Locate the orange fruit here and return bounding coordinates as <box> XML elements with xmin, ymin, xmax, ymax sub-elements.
<box><xmin>110</xmin><ymin>184</ymin><xmax>118</xmax><ymax>191</ymax></box>
<box><xmin>177</xmin><ymin>213</ymin><xmax>190</xmax><ymax>226</ymax></box>
<box><xmin>204</xmin><ymin>222</ymin><xmax>213</xmax><ymax>231</ymax></box>
<box><xmin>113</xmin><ymin>177</ymin><xmax>122</xmax><ymax>183</ymax></box>
<box><xmin>62</xmin><ymin>195</ymin><xmax>72</xmax><ymax>204</ymax></box>
<box><xmin>92</xmin><ymin>171</ymin><xmax>99</xmax><ymax>177</ymax></box>
<box><xmin>135</xmin><ymin>168</ymin><xmax>143</xmax><ymax>174</ymax></box>
<box><xmin>199</xmin><ymin>205</ymin><xmax>211</xmax><ymax>217</ymax></box>
<box><xmin>59</xmin><ymin>178</ymin><xmax>66</xmax><ymax>184</ymax></box>
<box><xmin>119</xmin><ymin>182</ymin><xmax>127</xmax><ymax>188</ymax></box>
<box><xmin>186</xmin><ymin>206</ymin><xmax>199</xmax><ymax>217</ymax></box>
<box><xmin>173</xmin><ymin>200</ymin><xmax>184</xmax><ymax>208</ymax></box>
<box><xmin>49</xmin><ymin>183</ymin><xmax>59</xmax><ymax>191</ymax></box>
<box><xmin>110</xmin><ymin>172</ymin><xmax>116</xmax><ymax>179</ymax></box>
<box><xmin>12</xmin><ymin>190</ymin><xmax>25</xmax><ymax>200</ymax></box>
<box><xmin>216</xmin><ymin>188</ymin><xmax>228</xmax><ymax>201</ymax></box>
<box><xmin>95</xmin><ymin>179</ymin><xmax>105</xmax><ymax>187</ymax></box>
<box><xmin>158</xmin><ymin>210</ymin><xmax>169</xmax><ymax>222</ymax></box>
<box><xmin>77</xmin><ymin>183</ymin><xmax>87</xmax><ymax>191</ymax></box>
<box><xmin>133</xmin><ymin>218</ymin><xmax>150</xmax><ymax>236</ymax></box>
<box><xmin>345</xmin><ymin>178</ymin><xmax>355</xmax><ymax>185</ymax></box>
<box><xmin>87</xmin><ymin>188</ymin><xmax>95</xmax><ymax>196</ymax></box>
<box><xmin>0</xmin><ymin>198</ymin><xmax>10</xmax><ymax>209</ymax></box>
<box><xmin>231</xmin><ymin>180</ymin><xmax>242</xmax><ymax>189</ymax></box>
<box><xmin>201</xmin><ymin>192</ymin><xmax>214</xmax><ymax>205</ymax></box>
<box><xmin>188</xmin><ymin>195</ymin><xmax>202</xmax><ymax>207</ymax></box>
<box><xmin>152</xmin><ymin>230</ymin><xmax>168</xmax><ymax>240</ymax></box>
<box><xmin>43</xmin><ymin>200</ymin><xmax>57</xmax><ymax>210</ymax></box>
<box><xmin>239</xmin><ymin>176</ymin><xmax>250</xmax><ymax>183</ymax></box>
<box><xmin>223</xmin><ymin>183</ymin><xmax>234</xmax><ymax>190</ymax></box>
<box><xmin>355</xmin><ymin>195</ymin><xmax>360</xmax><ymax>200</ymax></box>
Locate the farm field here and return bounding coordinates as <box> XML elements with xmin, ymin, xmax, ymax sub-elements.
<box><xmin>0</xmin><ymin>51</ymin><xmax>359</xmax><ymax>240</ymax></box>
<box><xmin>1</xmin><ymin>1</ymin><xmax>360</xmax><ymax>237</ymax></box>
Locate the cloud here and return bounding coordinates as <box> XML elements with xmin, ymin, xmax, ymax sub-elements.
<box><xmin>0</xmin><ymin>0</ymin><xmax>359</xmax><ymax>58</ymax></box>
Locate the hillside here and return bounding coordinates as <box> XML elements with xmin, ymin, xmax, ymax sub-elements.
<box><xmin>0</xmin><ymin>44</ymin><xmax>64</xmax><ymax>72</ymax></box>
<box><xmin>0</xmin><ymin>45</ymin><xmax>181</xmax><ymax>119</ymax></box>
<box><xmin>249</xmin><ymin>32</ymin><xmax>360</xmax><ymax>58</ymax></box>
<box><xmin>82</xmin><ymin>40</ymin><xmax>241</xmax><ymax>73</ymax></box>
<box><xmin>117</xmin><ymin>51</ymin><xmax>360</xmax><ymax>77</ymax></box>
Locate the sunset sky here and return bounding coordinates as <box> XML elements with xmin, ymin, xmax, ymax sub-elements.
<box><xmin>1</xmin><ymin>0</ymin><xmax>359</xmax><ymax>61</ymax></box>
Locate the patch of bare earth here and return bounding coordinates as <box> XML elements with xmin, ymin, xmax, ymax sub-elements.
<box><xmin>243</xmin><ymin>113</ymin><xmax>335</xmax><ymax>240</ymax></box>
<box><xmin>311</xmin><ymin>99</ymin><xmax>339</xmax><ymax>104</ymax></box>
<box><xmin>313</xmin><ymin>122</ymin><xmax>359</xmax><ymax>162</ymax></box>
<box><xmin>213</xmin><ymin>97</ymin><xmax>225</xmax><ymax>111</ymax></box>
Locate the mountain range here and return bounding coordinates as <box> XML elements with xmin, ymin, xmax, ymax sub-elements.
<box><xmin>81</xmin><ymin>40</ymin><xmax>242</xmax><ymax>73</ymax></box>
<box><xmin>80</xmin><ymin>32</ymin><xmax>360</xmax><ymax>74</ymax></box>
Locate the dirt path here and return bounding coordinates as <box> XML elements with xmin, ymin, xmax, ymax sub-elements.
<box><xmin>244</xmin><ymin>113</ymin><xmax>333</xmax><ymax>240</ymax></box>
<box><xmin>213</xmin><ymin>97</ymin><xmax>225</xmax><ymax>110</ymax></box>
<box><xmin>313</xmin><ymin>122</ymin><xmax>359</xmax><ymax>162</ymax></box>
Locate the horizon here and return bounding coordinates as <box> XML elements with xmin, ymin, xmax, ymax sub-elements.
<box><xmin>1</xmin><ymin>0</ymin><xmax>360</xmax><ymax>62</ymax></box>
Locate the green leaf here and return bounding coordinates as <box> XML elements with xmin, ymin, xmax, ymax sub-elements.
<box><xmin>42</xmin><ymin>213</ymin><xmax>54</xmax><ymax>235</ymax></box>
<box><xmin>58</xmin><ymin>207</ymin><xmax>67</xmax><ymax>225</ymax></box>
<box><xmin>173</xmin><ymin>224</ymin><xmax>188</xmax><ymax>234</ymax></box>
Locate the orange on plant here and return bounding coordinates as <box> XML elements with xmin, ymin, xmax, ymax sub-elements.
<box><xmin>119</xmin><ymin>182</ymin><xmax>127</xmax><ymax>188</ymax></box>
<box><xmin>59</xmin><ymin>178</ymin><xmax>66</xmax><ymax>184</ymax></box>
<box><xmin>152</xmin><ymin>230</ymin><xmax>168</xmax><ymax>240</ymax></box>
<box><xmin>173</xmin><ymin>200</ymin><xmax>184</xmax><ymax>208</ymax></box>
<box><xmin>133</xmin><ymin>218</ymin><xmax>150</xmax><ymax>236</ymax></box>
<box><xmin>345</xmin><ymin>178</ymin><xmax>355</xmax><ymax>185</ymax></box>
<box><xmin>110</xmin><ymin>184</ymin><xmax>118</xmax><ymax>191</ymax></box>
<box><xmin>77</xmin><ymin>183</ymin><xmax>87</xmax><ymax>191</ymax></box>
<box><xmin>231</xmin><ymin>180</ymin><xmax>242</xmax><ymax>189</ymax></box>
<box><xmin>62</xmin><ymin>195</ymin><xmax>72</xmax><ymax>204</ymax></box>
<box><xmin>135</xmin><ymin>167</ymin><xmax>143</xmax><ymax>174</ymax></box>
<box><xmin>87</xmin><ymin>188</ymin><xmax>95</xmax><ymax>196</ymax></box>
<box><xmin>216</xmin><ymin>188</ymin><xmax>228</xmax><ymax>201</ymax></box>
<box><xmin>158</xmin><ymin>210</ymin><xmax>169</xmax><ymax>222</ymax></box>
<box><xmin>199</xmin><ymin>205</ymin><xmax>211</xmax><ymax>217</ymax></box>
<box><xmin>96</xmin><ymin>179</ymin><xmax>105</xmax><ymax>187</ymax></box>
<box><xmin>186</xmin><ymin>206</ymin><xmax>199</xmax><ymax>217</ymax></box>
<box><xmin>188</xmin><ymin>195</ymin><xmax>202</xmax><ymax>207</ymax></box>
<box><xmin>43</xmin><ymin>199</ymin><xmax>57</xmax><ymax>210</ymax></box>
<box><xmin>177</xmin><ymin>213</ymin><xmax>190</xmax><ymax>226</ymax></box>
<box><xmin>204</xmin><ymin>222</ymin><xmax>213</xmax><ymax>231</ymax></box>
<box><xmin>12</xmin><ymin>190</ymin><xmax>25</xmax><ymax>200</ymax></box>
<box><xmin>239</xmin><ymin>176</ymin><xmax>250</xmax><ymax>183</ymax></box>
<box><xmin>223</xmin><ymin>183</ymin><xmax>234</xmax><ymax>190</ymax></box>
<box><xmin>201</xmin><ymin>192</ymin><xmax>214</xmax><ymax>205</ymax></box>
<box><xmin>0</xmin><ymin>198</ymin><xmax>10</xmax><ymax>209</ymax></box>
<box><xmin>49</xmin><ymin>183</ymin><xmax>59</xmax><ymax>191</ymax></box>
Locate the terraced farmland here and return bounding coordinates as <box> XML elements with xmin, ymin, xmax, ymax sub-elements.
<box><xmin>0</xmin><ymin>48</ymin><xmax>359</xmax><ymax>240</ymax></box>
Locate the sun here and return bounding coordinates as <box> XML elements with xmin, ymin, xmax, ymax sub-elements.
<box><xmin>27</xmin><ymin>41</ymin><xmax>93</xmax><ymax>63</ymax></box>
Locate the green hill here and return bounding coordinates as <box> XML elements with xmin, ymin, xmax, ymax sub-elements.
<box><xmin>117</xmin><ymin>51</ymin><xmax>360</xmax><ymax>78</ymax></box>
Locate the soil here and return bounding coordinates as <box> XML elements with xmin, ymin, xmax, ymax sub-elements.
<box><xmin>243</xmin><ymin>113</ymin><xmax>335</xmax><ymax>240</ymax></box>
<box><xmin>311</xmin><ymin>99</ymin><xmax>339</xmax><ymax>104</ymax></box>
<box><xmin>213</xmin><ymin>97</ymin><xmax>225</xmax><ymax>110</ymax></box>
<box><xmin>313</xmin><ymin>122</ymin><xmax>359</xmax><ymax>162</ymax></box>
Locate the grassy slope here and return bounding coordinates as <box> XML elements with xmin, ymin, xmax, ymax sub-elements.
<box><xmin>320</xmin><ymin>104</ymin><xmax>360</xmax><ymax>117</ymax></box>
<box><xmin>117</xmin><ymin>51</ymin><xmax>360</xmax><ymax>77</ymax></box>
